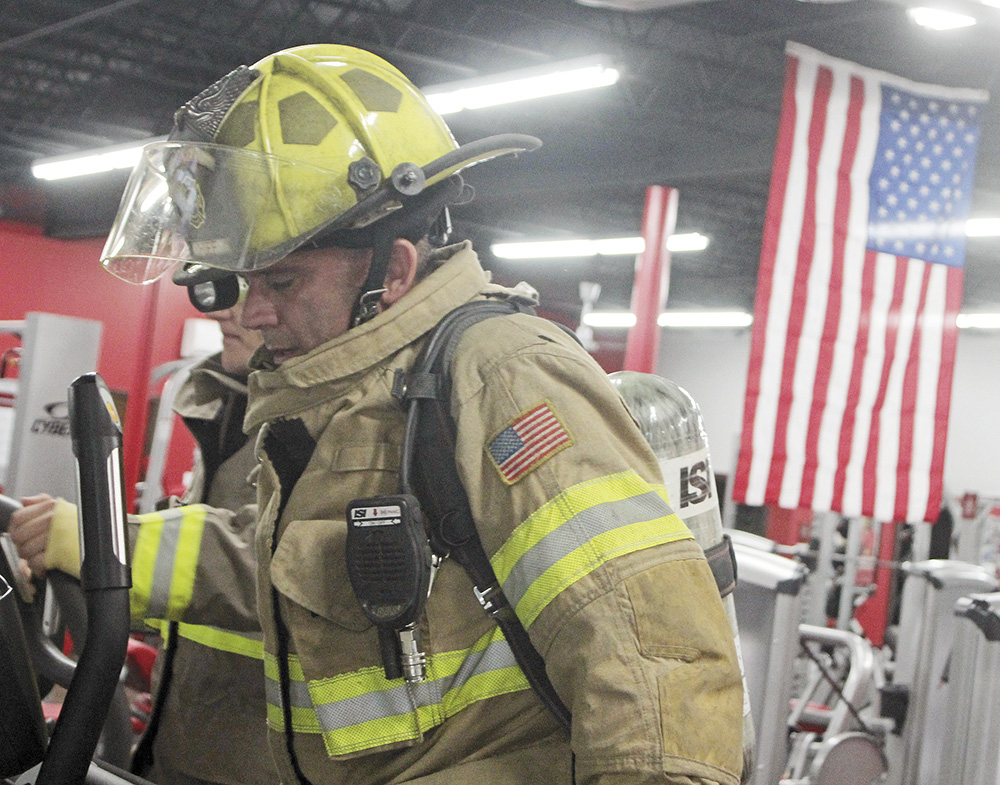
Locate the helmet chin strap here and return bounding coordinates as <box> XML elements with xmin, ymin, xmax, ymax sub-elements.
<box><xmin>351</xmin><ymin>230</ymin><xmax>396</xmax><ymax>327</ymax></box>
<box><xmin>347</xmin><ymin>176</ymin><xmax>470</xmax><ymax>327</ymax></box>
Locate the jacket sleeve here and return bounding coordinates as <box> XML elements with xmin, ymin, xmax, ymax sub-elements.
<box><xmin>126</xmin><ymin>502</ymin><xmax>260</xmax><ymax>632</ymax></box>
<box><xmin>451</xmin><ymin>316</ymin><xmax>744</xmax><ymax>785</ymax></box>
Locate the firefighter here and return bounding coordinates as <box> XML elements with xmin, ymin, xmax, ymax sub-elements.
<box><xmin>98</xmin><ymin>44</ymin><xmax>744</xmax><ymax>785</ymax></box>
<box><xmin>9</xmin><ymin>302</ymin><xmax>278</xmax><ymax>785</ymax></box>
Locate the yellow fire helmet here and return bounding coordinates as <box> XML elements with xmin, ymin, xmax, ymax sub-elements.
<box><xmin>101</xmin><ymin>44</ymin><xmax>541</xmax><ymax>285</ymax></box>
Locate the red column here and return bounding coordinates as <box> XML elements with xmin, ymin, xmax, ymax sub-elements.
<box><xmin>122</xmin><ymin>279</ymin><xmax>160</xmax><ymax>512</ymax></box>
<box><xmin>855</xmin><ymin>521</ymin><xmax>897</xmax><ymax>646</ymax></box>
<box><xmin>623</xmin><ymin>186</ymin><xmax>677</xmax><ymax>373</ymax></box>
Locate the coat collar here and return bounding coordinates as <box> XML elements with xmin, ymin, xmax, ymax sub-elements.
<box><xmin>173</xmin><ymin>353</ymin><xmax>249</xmax><ymax>422</ymax></box>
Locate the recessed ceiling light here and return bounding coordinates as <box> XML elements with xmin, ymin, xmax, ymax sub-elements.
<box><xmin>907</xmin><ymin>6</ymin><xmax>977</xmax><ymax>30</ymax></box>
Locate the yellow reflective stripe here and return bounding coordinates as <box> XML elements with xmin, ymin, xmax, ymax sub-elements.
<box><xmin>492</xmin><ymin>470</ymin><xmax>692</xmax><ymax>628</ymax></box>
<box><xmin>141</xmin><ymin>618</ymin><xmax>263</xmax><ymax>659</ymax></box>
<box><xmin>129</xmin><ymin>506</ymin><xmax>207</xmax><ymax>622</ymax></box>
<box><xmin>265</xmin><ymin>653</ymin><xmax>321</xmax><ymax>733</ymax></box>
<box><xmin>263</xmin><ymin>629</ymin><xmax>530</xmax><ymax>756</ymax></box>
<box><xmin>175</xmin><ymin>623</ymin><xmax>264</xmax><ymax>658</ymax></box>
<box><xmin>310</xmin><ymin>629</ymin><xmax>527</xmax><ymax>756</ymax></box>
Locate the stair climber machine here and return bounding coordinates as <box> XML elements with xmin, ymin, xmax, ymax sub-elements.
<box><xmin>0</xmin><ymin>372</ymin><xmax>153</xmax><ymax>785</ymax></box>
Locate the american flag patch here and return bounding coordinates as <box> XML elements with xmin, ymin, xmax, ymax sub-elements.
<box><xmin>487</xmin><ymin>401</ymin><xmax>573</xmax><ymax>484</ymax></box>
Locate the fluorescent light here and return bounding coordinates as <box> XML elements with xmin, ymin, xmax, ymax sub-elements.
<box><xmin>965</xmin><ymin>217</ymin><xmax>1000</xmax><ymax>237</ymax></box>
<box><xmin>582</xmin><ymin>311</ymin><xmax>752</xmax><ymax>328</ymax></box>
<box><xmin>584</xmin><ymin>312</ymin><xmax>638</xmax><ymax>328</ymax></box>
<box><xmin>957</xmin><ymin>313</ymin><xmax>1000</xmax><ymax>329</ymax></box>
<box><xmin>666</xmin><ymin>232</ymin><xmax>711</xmax><ymax>252</ymax></box>
<box><xmin>658</xmin><ymin>311</ymin><xmax>753</xmax><ymax>328</ymax></box>
<box><xmin>492</xmin><ymin>237</ymin><xmax>641</xmax><ymax>259</ymax></box>
<box><xmin>425</xmin><ymin>55</ymin><xmax>619</xmax><ymax>115</ymax></box>
<box><xmin>908</xmin><ymin>7</ymin><xmax>977</xmax><ymax>29</ymax></box>
<box><xmin>32</xmin><ymin>136</ymin><xmax>167</xmax><ymax>181</ymax></box>
<box><xmin>491</xmin><ymin>233</ymin><xmax>708</xmax><ymax>259</ymax></box>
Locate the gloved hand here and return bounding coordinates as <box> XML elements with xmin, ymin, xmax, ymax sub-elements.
<box><xmin>8</xmin><ymin>493</ymin><xmax>81</xmax><ymax>579</ymax></box>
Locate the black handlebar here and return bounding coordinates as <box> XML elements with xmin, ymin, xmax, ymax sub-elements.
<box><xmin>36</xmin><ymin>373</ymin><xmax>133</xmax><ymax>785</ymax></box>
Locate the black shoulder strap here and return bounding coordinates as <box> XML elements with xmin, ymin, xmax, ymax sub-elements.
<box><xmin>394</xmin><ymin>299</ymin><xmax>736</xmax><ymax>733</ymax></box>
<box><xmin>395</xmin><ymin>299</ymin><xmax>572</xmax><ymax>733</ymax></box>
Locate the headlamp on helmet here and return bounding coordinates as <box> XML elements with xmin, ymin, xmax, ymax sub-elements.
<box><xmin>173</xmin><ymin>264</ymin><xmax>246</xmax><ymax>313</ymax></box>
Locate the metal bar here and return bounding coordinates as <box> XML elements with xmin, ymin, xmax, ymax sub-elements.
<box><xmin>0</xmin><ymin>0</ymin><xmax>150</xmax><ymax>52</ymax></box>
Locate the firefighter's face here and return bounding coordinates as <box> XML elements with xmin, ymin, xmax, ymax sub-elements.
<box><xmin>240</xmin><ymin>246</ymin><xmax>371</xmax><ymax>365</ymax></box>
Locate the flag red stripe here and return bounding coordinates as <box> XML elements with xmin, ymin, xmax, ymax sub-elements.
<box><xmin>733</xmin><ymin>52</ymin><xmax>801</xmax><ymax>503</ymax></box>
<box><xmin>925</xmin><ymin>266</ymin><xmax>963</xmax><ymax>520</ymax></box>
<box><xmin>800</xmin><ymin>73</ymin><xmax>865</xmax><ymax>508</ymax></box>
<box><xmin>894</xmin><ymin>262</ymin><xmax>932</xmax><ymax>521</ymax></box>
<box><xmin>766</xmin><ymin>64</ymin><xmax>834</xmax><ymax>503</ymax></box>
<box><xmin>832</xmin><ymin>249</ymin><xmax>878</xmax><ymax>511</ymax></box>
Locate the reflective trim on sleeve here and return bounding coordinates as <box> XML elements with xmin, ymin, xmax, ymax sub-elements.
<box><xmin>264</xmin><ymin>627</ymin><xmax>529</xmax><ymax>756</ymax></box>
<box><xmin>491</xmin><ymin>470</ymin><xmax>692</xmax><ymax>628</ymax></box>
<box><xmin>130</xmin><ymin>505</ymin><xmax>207</xmax><ymax>622</ymax></box>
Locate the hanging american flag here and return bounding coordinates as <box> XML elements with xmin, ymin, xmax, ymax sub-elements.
<box><xmin>732</xmin><ymin>42</ymin><xmax>988</xmax><ymax>524</ymax></box>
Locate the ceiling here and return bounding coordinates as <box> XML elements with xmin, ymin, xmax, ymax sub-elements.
<box><xmin>3</xmin><ymin>0</ymin><xmax>1000</xmax><ymax>340</ymax></box>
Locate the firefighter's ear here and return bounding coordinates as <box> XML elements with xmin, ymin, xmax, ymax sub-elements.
<box><xmin>380</xmin><ymin>238</ymin><xmax>419</xmax><ymax>308</ymax></box>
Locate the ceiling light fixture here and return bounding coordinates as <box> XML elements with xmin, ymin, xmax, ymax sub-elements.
<box><xmin>424</xmin><ymin>55</ymin><xmax>619</xmax><ymax>115</ymax></box>
<box><xmin>965</xmin><ymin>217</ymin><xmax>1000</xmax><ymax>236</ymax></box>
<box><xmin>32</xmin><ymin>136</ymin><xmax>167</xmax><ymax>181</ymax></box>
<box><xmin>907</xmin><ymin>6</ymin><xmax>977</xmax><ymax>29</ymax></box>
<box><xmin>581</xmin><ymin>311</ymin><xmax>753</xmax><ymax>328</ymax></box>
<box><xmin>957</xmin><ymin>313</ymin><xmax>1000</xmax><ymax>329</ymax></box>
<box><xmin>491</xmin><ymin>233</ymin><xmax>708</xmax><ymax>259</ymax></box>
<box><xmin>658</xmin><ymin>311</ymin><xmax>754</xmax><ymax>328</ymax></box>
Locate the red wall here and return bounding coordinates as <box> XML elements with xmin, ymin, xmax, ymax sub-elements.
<box><xmin>1</xmin><ymin>220</ymin><xmax>200</xmax><ymax>507</ymax></box>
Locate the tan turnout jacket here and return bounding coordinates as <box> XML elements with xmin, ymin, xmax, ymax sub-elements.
<box><xmin>239</xmin><ymin>243</ymin><xmax>744</xmax><ymax>785</ymax></box>
<box><xmin>129</xmin><ymin>355</ymin><xmax>278</xmax><ymax>785</ymax></box>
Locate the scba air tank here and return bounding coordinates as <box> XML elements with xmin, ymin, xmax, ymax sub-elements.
<box><xmin>609</xmin><ymin>371</ymin><xmax>754</xmax><ymax>781</ymax></box>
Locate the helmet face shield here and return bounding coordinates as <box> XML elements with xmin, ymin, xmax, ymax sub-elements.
<box><xmin>101</xmin><ymin>141</ymin><xmax>358</xmax><ymax>283</ymax></box>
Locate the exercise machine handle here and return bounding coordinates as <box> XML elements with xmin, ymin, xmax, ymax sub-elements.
<box><xmin>36</xmin><ymin>373</ymin><xmax>132</xmax><ymax>785</ymax></box>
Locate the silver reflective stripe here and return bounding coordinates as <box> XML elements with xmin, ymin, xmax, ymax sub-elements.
<box><xmin>315</xmin><ymin>680</ymin><xmax>436</xmax><ymax>729</ymax></box>
<box><xmin>147</xmin><ymin>513</ymin><xmax>183</xmax><ymax>619</ymax></box>
<box><xmin>501</xmin><ymin>490</ymin><xmax>671</xmax><ymax>610</ymax></box>
<box><xmin>312</xmin><ymin>637</ymin><xmax>519</xmax><ymax>733</ymax></box>
<box><xmin>269</xmin><ymin>636</ymin><xmax>521</xmax><ymax>735</ymax></box>
<box><xmin>266</xmin><ymin>673</ymin><xmax>315</xmax><ymax>710</ymax></box>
